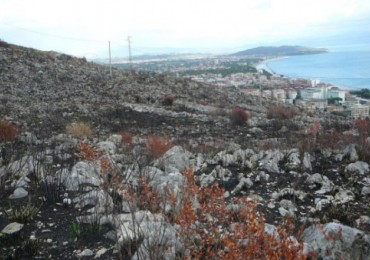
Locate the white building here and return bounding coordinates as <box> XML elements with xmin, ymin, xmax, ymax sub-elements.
<box><xmin>300</xmin><ymin>88</ymin><xmax>324</xmax><ymax>100</ymax></box>
<box><xmin>327</xmin><ymin>89</ymin><xmax>346</xmax><ymax>103</ymax></box>
<box><xmin>351</xmin><ymin>104</ymin><xmax>369</xmax><ymax>118</ymax></box>
<box><xmin>271</xmin><ymin>89</ymin><xmax>286</xmax><ymax>101</ymax></box>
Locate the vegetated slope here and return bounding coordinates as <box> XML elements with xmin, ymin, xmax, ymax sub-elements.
<box><xmin>1</xmin><ymin>41</ymin><xmax>370</xmax><ymax>259</ymax></box>
<box><xmin>0</xmin><ymin>41</ymin><xmax>258</xmax><ymax>140</ymax></box>
<box><xmin>232</xmin><ymin>45</ymin><xmax>328</xmax><ymax>57</ymax></box>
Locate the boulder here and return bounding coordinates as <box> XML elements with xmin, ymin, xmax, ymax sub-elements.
<box><xmin>1</xmin><ymin>222</ymin><xmax>24</xmax><ymax>235</ymax></box>
<box><xmin>155</xmin><ymin>146</ymin><xmax>192</xmax><ymax>173</ymax></box>
<box><xmin>97</xmin><ymin>211</ymin><xmax>179</xmax><ymax>259</ymax></box>
<box><xmin>345</xmin><ymin>161</ymin><xmax>369</xmax><ymax>176</ymax></box>
<box><xmin>96</xmin><ymin>141</ymin><xmax>116</xmax><ymax>154</ymax></box>
<box><xmin>306</xmin><ymin>173</ymin><xmax>335</xmax><ymax>194</ymax></box>
<box><xmin>231</xmin><ymin>177</ymin><xmax>253</xmax><ymax>195</ymax></box>
<box><xmin>259</xmin><ymin>150</ymin><xmax>285</xmax><ymax>173</ymax></box>
<box><xmin>9</xmin><ymin>187</ymin><xmax>28</xmax><ymax>199</ymax></box>
<box><xmin>64</xmin><ymin>161</ymin><xmax>102</xmax><ymax>191</ymax></box>
<box><xmin>334</xmin><ymin>189</ymin><xmax>355</xmax><ymax>204</ymax></box>
<box><xmin>302</xmin><ymin>222</ymin><xmax>370</xmax><ymax>259</ymax></box>
<box><xmin>303</xmin><ymin>152</ymin><xmax>313</xmax><ymax>172</ymax></box>
<box><xmin>73</xmin><ymin>189</ymin><xmax>114</xmax><ymax>214</ymax></box>
<box><xmin>285</xmin><ymin>149</ymin><xmax>301</xmax><ymax>171</ymax></box>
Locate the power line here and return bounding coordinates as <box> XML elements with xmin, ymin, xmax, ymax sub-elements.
<box><xmin>1</xmin><ymin>22</ymin><xmax>106</xmax><ymax>43</ymax></box>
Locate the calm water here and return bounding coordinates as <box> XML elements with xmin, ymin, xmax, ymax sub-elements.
<box><xmin>264</xmin><ymin>51</ymin><xmax>370</xmax><ymax>90</ymax></box>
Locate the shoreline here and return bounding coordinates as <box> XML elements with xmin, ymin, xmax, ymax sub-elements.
<box><xmin>256</xmin><ymin>56</ymin><xmax>363</xmax><ymax>92</ymax></box>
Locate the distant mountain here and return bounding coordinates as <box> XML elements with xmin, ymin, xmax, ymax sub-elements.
<box><xmin>231</xmin><ymin>45</ymin><xmax>328</xmax><ymax>57</ymax></box>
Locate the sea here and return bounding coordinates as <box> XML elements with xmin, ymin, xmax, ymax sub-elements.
<box><xmin>260</xmin><ymin>48</ymin><xmax>370</xmax><ymax>91</ymax></box>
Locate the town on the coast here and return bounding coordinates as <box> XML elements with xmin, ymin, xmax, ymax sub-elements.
<box><xmin>116</xmin><ymin>53</ymin><xmax>369</xmax><ymax>118</ymax></box>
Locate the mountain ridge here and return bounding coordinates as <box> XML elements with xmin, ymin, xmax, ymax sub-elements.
<box><xmin>232</xmin><ymin>45</ymin><xmax>328</xmax><ymax>57</ymax></box>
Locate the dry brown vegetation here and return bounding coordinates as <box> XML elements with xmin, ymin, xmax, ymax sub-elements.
<box><xmin>267</xmin><ymin>105</ymin><xmax>297</xmax><ymax>120</ymax></box>
<box><xmin>0</xmin><ymin>120</ymin><xmax>18</xmax><ymax>142</ymax></box>
<box><xmin>146</xmin><ymin>135</ymin><xmax>173</xmax><ymax>158</ymax></box>
<box><xmin>66</xmin><ymin>122</ymin><xmax>93</xmax><ymax>138</ymax></box>
<box><xmin>230</xmin><ymin>107</ymin><xmax>250</xmax><ymax>125</ymax></box>
<box><xmin>162</xmin><ymin>95</ymin><xmax>175</xmax><ymax>106</ymax></box>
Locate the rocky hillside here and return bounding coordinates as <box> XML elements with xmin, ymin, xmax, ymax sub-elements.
<box><xmin>1</xmin><ymin>41</ymin><xmax>370</xmax><ymax>259</ymax></box>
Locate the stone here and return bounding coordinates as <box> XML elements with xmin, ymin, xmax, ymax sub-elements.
<box><xmin>343</xmin><ymin>144</ymin><xmax>359</xmax><ymax>162</ymax></box>
<box><xmin>96</xmin><ymin>141</ymin><xmax>116</xmax><ymax>154</ymax></box>
<box><xmin>5</xmin><ymin>156</ymin><xmax>44</xmax><ymax>178</ymax></box>
<box><xmin>285</xmin><ymin>149</ymin><xmax>301</xmax><ymax>170</ymax></box>
<box><xmin>209</xmin><ymin>165</ymin><xmax>232</xmax><ymax>180</ymax></box>
<box><xmin>1</xmin><ymin>222</ymin><xmax>24</xmax><ymax>235</ymax></box>
<box><xmin>231</xmin><ymin>177</ymin><xmax>253</xmax><ymax>194</ymax></box>
<box><xmin>97</xmin><ymin>211</ymin><xmax>179</xmax><ymax>259</ymax></box>
<box><xmin>94</xmin><ymin>248</ymin><xmax>108</xmax><ymax>258</ymax></box>
<box><xmin>9</xmin><ymin>187</ymin><xmax>28</xmax><ymax>199</ymax></box>
<box><xmin>11</xmin><ymin>176</ymin><xmax>30</xmax><ymax>188</ymax></box>
<box><xmin>361</xmin><ymin>186</ymin><xmax>370</xmax><ymax>196</ymax></box>
<box><xmin>155</xmin><ymin>146</ymin><xmax>192</xmax><ymax>173</ymax></box>
<box><xmin>356</xmin><ymin>216</ymin><xmax>370</xmax><ymax>228</ymax></box>
<box><xmin>259</xmin><ymin>150</ymin><xmax>285</xmax><ymax>173</ymax></box>
<box><xmin>303</xmin><ymin>152</ymin><xmax>313</xmax><ymax>172</ymax></box>
<box><xmin>73</xmin><ymin>190</ymin><xmax>114</xmax><ymax>214</ymax></box>
<box><xmin>271</xmin><ymin>188</ymin><xmax>306</xmax><ymax>201</ymax></box>
<box><xmin>314</xmin><ymin>198</ymin><xmax>331</xmax><ymax>211</ymax></box>
<box><xmin>78</xmin><ymin>249</ymin><xmax>94</xmax><ymax>257</ymax></box>
<box><xmin>345</xmin><ymin>161</ymin><xmax>369</xmax><ymax>176</ymax></box>
<box><xmin>64</xmin><ymin>161</ymin><xmax>102</xmax><ymax>191</ymax></box>
<box><xmin>198</xmin><ymin>173</ymin><xmax>215</xmax><ymax>187</ymax></box>
<box><xmin>306</xmin><ymin>173</ymin><xmax>335</xmax><ymax>194</ymax></box>
<box><xmin>301</xmin><ymin>222</ymin><xmax>370</xmax><ymax>259</ymax></box>
<box><xmin>334</xmin><ymin>189</ymin><xmax>355</xmax><ymax>204</ymax></box>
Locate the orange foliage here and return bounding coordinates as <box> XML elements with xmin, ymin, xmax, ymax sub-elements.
<box><xmin>120</xmin><ymin>130</ymin><xmax>134</xmax><ymax>146</ymax></box>
<box><xmin>230</xmin><ymin>107</ymin><xmax>250</xmax><ymax>125</ymax></box>
<box><xmin>124</xmin><ymin>178</ymin><xmax>162</xmax><ymax>213</ymax></box>
<box><xmin>267</xmin><ymin>106</ymin><xmax>297</xmax><ymax>120</ymax></box>
<box><xmin>164</xmin><ymin>168</ymin><xmax>308</xmax><ymax>259</ymax></box>
<box><xmin>354</xmin><ymin>118</ymin><xmax>370</xmax><ymax>136</ymax></box>
<box><xmin>78</xmin><ymin>142</ymin><xmax>97</xmax><ymax>161</ymax></box>
<box><xmin>0</xmin><ymin>121</ymin><xmax>18</xmax><ymax>142</ymax></box>
<box><xmin>147</xmin><ymin>135</ymin><xmax>172</xmax><ymax>158</ymax></box>
<box><xmin>163</xmin><ymin>95</ymin><xmax>175</xmax><ymax>106</ymax></box>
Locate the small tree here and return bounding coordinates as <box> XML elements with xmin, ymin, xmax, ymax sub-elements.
<box><xmin>162</xmin><ymin>95</ymin><xmax>175</xmax><ymax>106</ymax></box>
<box><xmin>147</xmin><ymin>135</ymin><xmax>172</xmax><ymax>158</ymax></box>
<box><xmin>0</xmin><ymin>121</ymin><xmax>18</xmax><ymax>142</ymax></box>
<box><xmin>230</xmin><ymin>107</ymin><xmax>250</xmax><ymax>125</ymax></box>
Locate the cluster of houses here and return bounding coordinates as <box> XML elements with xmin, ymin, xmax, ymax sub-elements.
<box><xmin>189</xmin><ymin>71</ymin><xmax>369</xmax><ymax>118</ymax></box>
<box><xmin>245</xmin><ymin>83</ymin><xmax>369</xmax><ymax>118</ymax></box>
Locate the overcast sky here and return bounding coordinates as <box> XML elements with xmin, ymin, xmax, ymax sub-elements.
<box><xmin>1</xmin><ymin>0</ymin><xmax>370</xmax><ymax>57</ymax></box>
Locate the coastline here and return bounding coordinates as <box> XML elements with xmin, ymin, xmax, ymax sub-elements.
<box><xmin>256</xmin><ymin>55</ymin><xmax>364</xmax><ymax>92</ymax></box>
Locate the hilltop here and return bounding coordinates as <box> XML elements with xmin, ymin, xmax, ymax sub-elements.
<box><xmin>1</xmin><ymin>41</ymin><xmax>370</xmax><ymax>259</ymax></box>
<box><xmin>232</xmin><ymin>45</ymin><xmax>328</xmax><ymax>57</ymax></box>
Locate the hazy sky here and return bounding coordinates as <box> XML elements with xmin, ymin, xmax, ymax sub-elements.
<box><xmin>1</xmin><ymin>0</ymin><xmax>370</xmax><ymax>57</ymax></box>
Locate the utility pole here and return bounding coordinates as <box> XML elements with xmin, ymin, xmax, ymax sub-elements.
<box><xmin>127</xmin><ymin>36</ymin><xmax>133</xmax><ymax>70</ymax></box>
<box><xmin>259</xmin><ymin>84</ymin><xmax>262</xmax><ymax>107</ymax></box>
<box><xmin>108</xmin><ymin>41</ymin><xmax>112</xmax><ymax>77</ymax></box>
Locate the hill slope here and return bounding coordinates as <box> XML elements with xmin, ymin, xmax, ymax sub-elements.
<box><xmin>232</xmin><ymin>45</ymin><xmax>328</xmax><ymax>57</ymax></box>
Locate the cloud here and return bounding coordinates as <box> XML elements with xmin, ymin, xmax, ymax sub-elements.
<box><xmin>1</xmin><ymin>0</ymin><xmax>370</xmax><ymax>56</ymax></box>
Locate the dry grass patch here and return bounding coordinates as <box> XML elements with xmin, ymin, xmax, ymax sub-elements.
<box><xmin>66</xmin><ymin>122</ymin><xmax>93</xmax><ymax>138</ymax></box>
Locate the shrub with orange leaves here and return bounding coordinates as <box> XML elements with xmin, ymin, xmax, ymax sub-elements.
<box><xmin>165</xmin><ymin>168</ymin><xmax>308</xmax><ymax>259</ymax></box>
<box><xmin>230</xmin><ymin>107</ymin><xmax>250</xmax><ymax>125</ymax></box>
<box><xmin>77</xmin><ymin>142</ymin><xmax>97</xmax><ymax>161</ymax></box>
<box><xmin>0</xmin><ymin>121</ymin><xmax>18</xmax><ymax>142</ymax></box>
<box><xmin>120</xmin><ymin>130</ymin><xmax>134</xmax><ymax>146</ymax></box>
<box><xmin>162</xmin><ymin>95</ymin><xmax>175</xmax><ymax>106</ymax></box>
<box><xmin>267</xmin><ymin>105</ymin><xmax>297</xmax><ymax>120</ymax></box>
<box><xmin>354</xmin><ymin>118</ymin><xmax>370</xmax><ymax>136</ymax></box>
<box><xmin>146</xmin><ymin>135</ymin><xmax>172</xmax><ymax>158</ymax></box>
